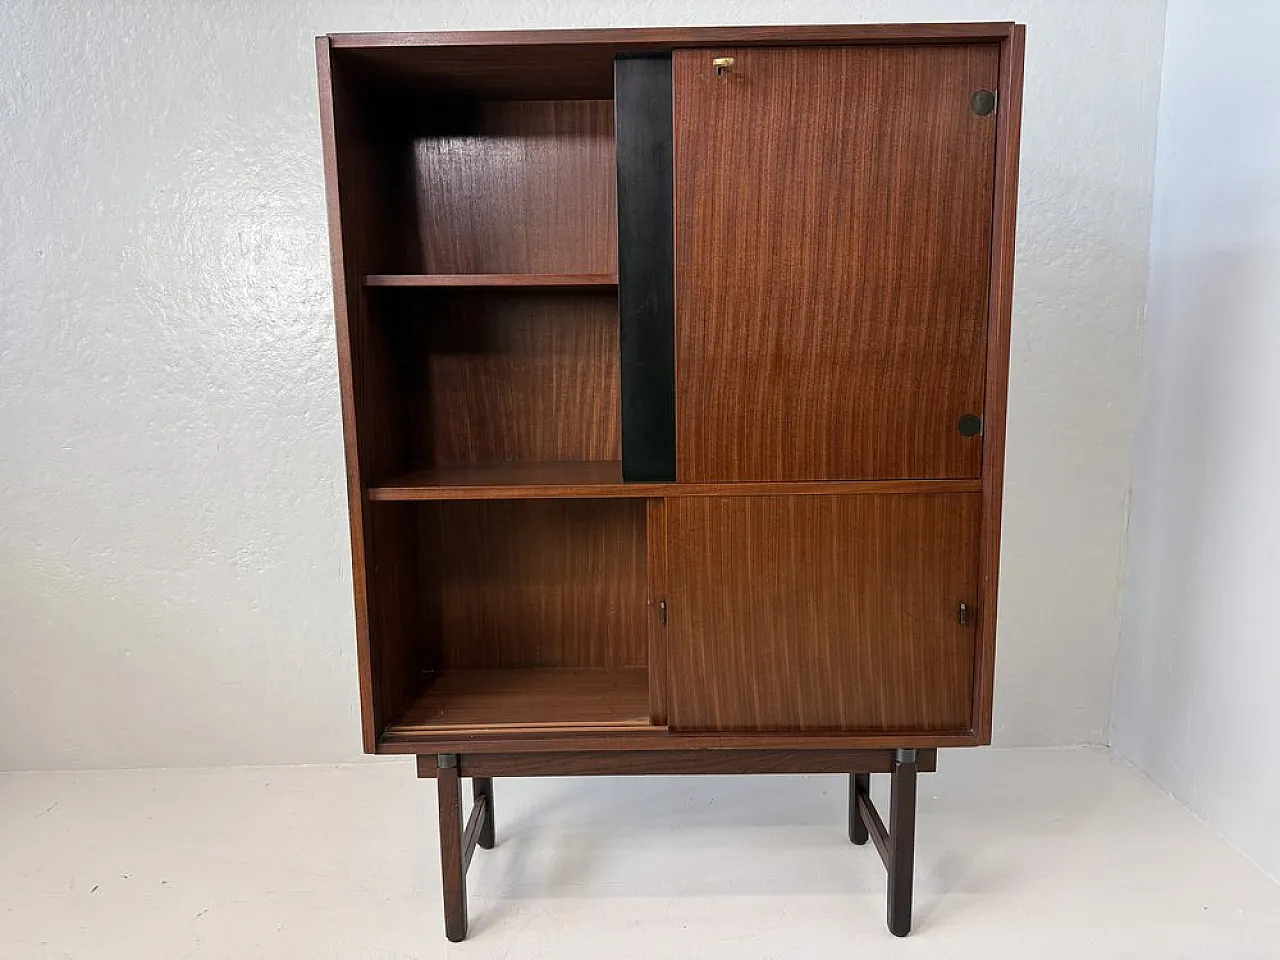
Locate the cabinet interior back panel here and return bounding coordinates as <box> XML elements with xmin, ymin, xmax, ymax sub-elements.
<box><xmin>410</xmin><ymin>100</ymin><xmax>618</xmax><ymax>274</ymax></box>
<box><xmin>387</xmin><ymin>290</ymin><xmax>620</xmax><ymax>468</ymax></box>
<box><xmin>417</xmin><ymin>499</ymin><xmax>647</xmax><ymax>669</ymax></box>
<box><xmin>673</xmin><ymin>44</ymin><xmax>999</xmax><ymax>482</ymax></box>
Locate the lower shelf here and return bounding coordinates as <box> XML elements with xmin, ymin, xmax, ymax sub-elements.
<box><xmin>388</xmin><ymin>668</ymin><xmax>652</xmax><ymax>737</ymax></box>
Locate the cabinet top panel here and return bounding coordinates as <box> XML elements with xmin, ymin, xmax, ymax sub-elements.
<box><xmin>326</xmin><ymin>23</ymin><xmax>1018</xmax><ymax>49</ymax></box>
<box><xmin>322</xmin><ymin>24</ymin><xmax>1020</xmax><ymax>100</ymax></box>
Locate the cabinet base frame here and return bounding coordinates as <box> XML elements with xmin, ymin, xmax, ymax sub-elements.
<box><xmin>422</xmin><ymin>746</ymin><xmax>932</xmax><ymax>941</ymax></box>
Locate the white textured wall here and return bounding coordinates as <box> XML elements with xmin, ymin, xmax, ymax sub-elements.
<box><xmin>1113</xmin><ymin>0</ymin><xmax>1280</xmax><ymax>880</ymax></box>
<box><xmin>0</xmin><ymin>1</ymin><xmax>1164</xmax><ymax>769</ymax></box>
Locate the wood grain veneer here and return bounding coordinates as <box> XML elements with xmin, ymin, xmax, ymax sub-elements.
<box><xmin>320</xmin><ymin>23</ymin><xmax>1023</xmax><ymax>760</ymax></box>
<box><xmin>974</xmin><ymin>25</ymin><xmax>1025</xmax><ymax>742</ymax></box>
<box><xmin>318</xmin><ymin>40</ymin><xmax>424</xmax><ymax>749</ymax></box>
<box><xmin>368</xmin><ymin>461</ymin><xmax>983</xmax><ymax>501</ymax></box>
<box><xmin>365</xmin><ymin>273</ymin><xmax>617</xmax><ymax>288</ymax></box>
<box><xmin>388</xmin><ymin>290</ymin><xmax>620</xmax><ymax>468</ymax></box>
<box><xmin>645</xmin><ymin>498</ymin><xmax>669</xmax><ymax>724</ymax></box>
<box><xmin>319</xmin><ymin>27</ymin><xmax>1026</xmax><ymax>943</ymax></box>
<box><xmin>665</xmin><ymin>494</ymin><xmax>980</xmax><ymax>732</ymax></box>
<box><xmin>409</xmin><ymin>100</ymin><xmax>616</xmax><ymax>275</ymax></box>
<box><xmin>392</xmin><ymin>667</ymin><xmax>650</xmax><ymax>731</ymax></box>
<box><xmin>329</xmin><ymin>25</ymin><xmax>1017</xmax><ymax>100</ymax></box>
<box><xmin>423</xmin><ymin>499</ymin><xmax>647</xmax><ymax>669</ymax></box>
<box><xmin>383</xmin><ymin>728</ymin><xmax>979</xmax><ymax>754</ymax></box>
<box><xmin>333</xmin><ymin>24</ymin><xmax>1016</xmax><ymax>48</ymax></box>
<box><xmin>419</xmin><ymin>748</ymin><xmax>940</xmax><ymax>778</ymax></box>
<box><xmin>673</xmin><ymin>44</ymin><xmax>998</xmax><ymax>482</ymax></box>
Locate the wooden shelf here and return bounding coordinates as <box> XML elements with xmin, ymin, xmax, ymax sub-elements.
<box><xmin>367</xmin><ymin>461</ymin><xmax>984</xmax><ymax>501</ymax></box>
<box><xmin>364</xmin><ymin>273</ymin><xmax>618</xmax><ymax>289</ymax></box>
<box><xmin>371</xmin><ymin>461</ymin><xmax>631</xmax><ymax>499</ymax></box>
<box><xmin>387</xmin><ymin>668</ymin><xmax>651</xmax><ymax>736</ymax></box>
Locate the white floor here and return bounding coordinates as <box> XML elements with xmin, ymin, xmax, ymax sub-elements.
<box><xmin>1</xmin><ymin>748</ymin><xmax>1277</xmax><ymax>959</ymax></box>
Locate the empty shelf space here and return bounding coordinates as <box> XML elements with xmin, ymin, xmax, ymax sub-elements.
<box><xmin>387</xmin><ymin>668</ymin><xmax>651</xmax><ymax>735</ymax></box>
<box><xmin>367</xmin><ymin>461</ymin><xmax>985</xmax><ymax>501</ymax></box>
<box><xmin>364</xmin><ymin>273</ymin><xmax>618</xmax><ymax>289</ymax></box>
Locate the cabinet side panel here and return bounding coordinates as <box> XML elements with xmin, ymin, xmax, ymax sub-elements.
<box><xmin>974</xmin><ymin>27</ymin><xmax>1025</xmax><ymax>742</ymax></box>
<box><xmin>616</xmin><ymin>55</ymin><xmax>677</xmax><ymax>481</ymax></box>
<box><xmin>318</xmin><ymin>39</ymin><xmax>379</xmax><ymax>749</ymax></box>
<box><xmin>666</xmin><ymin>493</ymin><xmax>980</xmax><ymax>732</ymax></box>
<box><xmin>318</xmin><ymin>42</ymin><xmax>425</xmax><ymax>749</ymax></box>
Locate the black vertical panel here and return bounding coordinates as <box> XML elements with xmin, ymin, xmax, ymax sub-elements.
<box><xmin>615</xmin><ymin>55</ymin><xmax>676</xmax><ymax>482</ymax></box>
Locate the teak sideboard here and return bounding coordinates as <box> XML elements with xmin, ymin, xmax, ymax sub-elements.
<box><xmin>316</xmin><ymin>22</ymin><xmax>1023</xmax><ymax>941</ymax></box>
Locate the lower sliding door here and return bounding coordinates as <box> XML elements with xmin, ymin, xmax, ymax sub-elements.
<box><xmin>664</xmin><ymin>493</ymin><xmax>980</xmax><ymax>733</ymax></box>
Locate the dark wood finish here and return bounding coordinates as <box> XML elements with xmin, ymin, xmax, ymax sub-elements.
<box><xmin>369</xmin><ymin>461</ymin><xmax>983</xmax><ymax>501</ymax></box>
<box><xmin>432</xmin><ymin>744</ymin><xmax>922</xmax><ymax>943</ymax></box>
<box><xmin>666</xmin><ymin>494</ymin><xmax>980</xmax><ymax>732</ymax></box>
<box><xmin>673</xmin><ymin>44</ymin><xmax>998</xmax><ymax>482</ymax></box>
<box><xmin>391</xmin><ymin>727</ymin><xmax>974</xmax><ymax>755</ymax></box>
<box><xmin>409</xmin><ymin>100</ymin><xmax>615</xmax><ymax>275</ymax></box>
<box><xmin>856</xmin><ymin>786</ymin><xmax>891</xmax><ymax>869</ymax></box>
<box><xmin>372</xmin><ymin>460</ymin><xmax>632</xmax><ymax>499</ymax></box>
<box><xmin>361</xmin><ymin>505</ymin><xmax>430</xmax><ymax>739</ymax></box>
<box><xmin>616</xmin><ymin>55</ymin><xmax>676</xmax><ymax>482</ymax></box>
<box><xmin>333</xmin><ymin>23</ymin><xmax>1017</xmax><ymax>49</ymax></box>
<box><xmin>318</xmin><ymin>38</ymin><xmax>379</xmax><ymax>748</ymax></box>
<box><xmin>335</xmin><ymin>45</ymin><xmax>620</xmax><ymax>101</ymax></box>
<box><xmin>318</xmin><ymin>40</ymin><xmax>425</xmax><ymax>750</ymax></box>
<box><xmin>318</xmin><ymin>25</ymin><xmax>1024</xmax><ymax>943</ymax></box>
<box><xmin>425</xmin><ymin>499</ymin><xmax>646</xmax><ymax>669</ymax></box>
<box><xmin>849</xmin><ymin>773</ymin><xmax>870</xmax><ymax>845</ymax></box>
<box><xmin>391</xmin><ymin>668</ymin><xmax>650</xmax><ymax>733</ymax></box>
<box><xmin>391</xmin><ymin>290</ymin><xmax>619</xmax><ymax>468</ymax></box>
<box><xmin>436</xmin><ymin>757</ymin><xmax>467</xmax><ymax>942</ymax></box>
<box><xmin>974</xmin><ymin>25</ymin><xmax>1026</xmax><ymax>743</ymax></box>
<box><xmin>329</xmin><ymin>25</ymin><xmax>1017</xmax><ymax>101</ymax></box>
<box><xmin>888</xmin><ymin>752</ymin><xmax>920</xmax><ymax>937</ymax></box>
<box><xmin>461</xmin><ymin>790</ymin><xmax>490</xmax><ymax>870</ymax></box>
<box><xmin>436</xmin><ymin>757</ymin><xmax>498</xmax><ymax>943</ymax></box>
<box><xmin>366</xmin><ymin>273</ymin><xmax>616</xmax><ymax>288</ymax></box>
<box><xmin>646</xmin><ymin>499</ymin><xmax>669</xmax><ymax>725</ymax></box>
<box><xmin>472</xmin><ymin>778</ymin><xmax>495</xmax><ymax>849</ymax></box>
<box><xmin>415</xmin><ymin>748</ymin><xmax>939</xmax><ymax>778</ymax></box>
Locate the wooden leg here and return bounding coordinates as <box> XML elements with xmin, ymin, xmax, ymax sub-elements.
<box><xmin>848</xmin><ymin>773</ymin><xmax>870</xmax><ymax>845</ymax></box>
<box><xmin>437</xmin><ymin>755</ymin><xmax>468</xmax><ymax>942</ymax></box>
<box><xmin>886</xmin><ymin>748</ymin><xmax>918</xmax><ymax>938</ymax></box>
<box><xmin>473</xmin><ymin>777</ymin><xmax>495</xmax><ymax>850</ymax></box>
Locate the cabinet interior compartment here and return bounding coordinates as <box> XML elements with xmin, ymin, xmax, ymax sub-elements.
<box><xmin>337</xmin><ymin>80</ymin><xmax>618</xmax><ymax>278</ymax></box>
<box><xmin>372</xmin><ymin>288</ymin><xmax>621</xmax><ymax>479</ymax></box>
<box><xmin>331</xmin><ymin>69</ymin><xmax>625</xmax><ymax>487</ymax></box>
<box><xmin>371</xmin><ymin>498</ymin><xmax>651</xmax><ymax>740</ymax></box>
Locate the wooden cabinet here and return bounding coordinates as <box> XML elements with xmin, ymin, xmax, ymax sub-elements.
<box><xmin>317</xmin><ymin>22</ymin><xmax>1023</xmax><ymax>942</ymax></box>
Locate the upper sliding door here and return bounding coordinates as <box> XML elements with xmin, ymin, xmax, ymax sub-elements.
<box><xmin>673</xmin><ymin>45</ymin><xmax>999</xmax><ymax>482</ymax></box>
